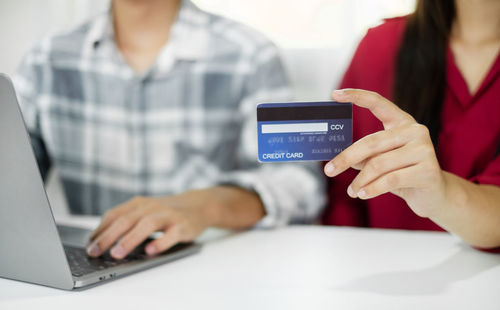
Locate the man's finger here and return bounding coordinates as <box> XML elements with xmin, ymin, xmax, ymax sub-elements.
<box><xmin>110</xmin><ymin>215</ymin><xmax>164</xmax><ymax>260</ymax></box>
<box><xmin>145</xmin><ymin>225</ymin><xmax>183</xmax><ymax>256</ymax></box>
<box><xmin>332</xmin><ymin>89</ymin><xmax>414</xmax><ymax>129</ymax></box>
<box><xmin>89</xmin><ymin>197</ymin><xmax>144</xmax><ymax>241</ymax></box>
<box><xmin>87</xmin><ymin>208</ymin><xmax>144</xmax><ymax>257</ymax></box>
<box><xmin>90</xmin><ymin>196</ymin><xmax>148</xmax><ymax>241</ymax></box>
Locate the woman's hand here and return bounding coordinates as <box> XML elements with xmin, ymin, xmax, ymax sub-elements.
<box><xmin>87</xmin><ymin>191</ymin><xmax>213</xmax><ymax>260</ymax></box>
<box><xmin>324</xmin><ymin>89</ymin><xmax>448</xmax><ymax>218</ymax></box>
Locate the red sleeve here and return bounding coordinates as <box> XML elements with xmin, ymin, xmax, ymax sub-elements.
<box><xmin>477</xmin><ymin>247</ymin><xmax>500</xmax><ymax>253</ymax></box>
<box><xmin>471</xmin><ymin>155</ymin><xmax>500</xmax><ymax>187</ymax></box>
<box><xmin>338</xmin><ymin>37</ymin><xmax>364</xmax><ymax>90</ymax></box>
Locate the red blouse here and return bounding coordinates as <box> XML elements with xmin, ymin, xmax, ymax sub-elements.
<box><xmin>324</xmin><ymin>17</ymin><xmax>500</xmax><ymax>231</ymax></box>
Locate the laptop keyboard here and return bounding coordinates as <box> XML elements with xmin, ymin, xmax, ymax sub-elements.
<box><xmin>64</xmin><ymin>245</ymin><xmax>147</xmax><ymax>277</ymax></box>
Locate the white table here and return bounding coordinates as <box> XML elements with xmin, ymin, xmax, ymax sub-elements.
<box><xmin>1</xmin><ymin>217</ymin><xmax>500</xmax><ymax>310</ymax></box>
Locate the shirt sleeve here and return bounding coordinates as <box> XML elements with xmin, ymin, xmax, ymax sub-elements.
<box><xmin>217</xmin><ymin>43</ymin><xmax>326</xmax><ymax>228</ymax></box>
<box><xmin>470</xmin><ymin>155</ymin><xmax>500</xmax><ymax>188</ymax></box>
<box><xmin>12</xmin><ymin>47</ymin><xmax>52</xmax><ymax>181</ymax></box>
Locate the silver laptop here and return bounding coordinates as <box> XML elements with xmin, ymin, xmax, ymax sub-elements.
<box><xmin>0</xmin><ymin>74</ymin><xmax>202</xmax><ymax>290</ymax></box>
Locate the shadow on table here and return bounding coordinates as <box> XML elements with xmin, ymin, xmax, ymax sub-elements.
<box><xmin>335</xmin><ymin>243</ymin><xmax>500</xmax><ymax>296</ymax></box>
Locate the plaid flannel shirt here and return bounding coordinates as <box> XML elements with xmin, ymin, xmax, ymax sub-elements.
<box><xmin>13</xmin><ymin>0</ymin><xmax>325</xmax><ymax>227</ymax></box>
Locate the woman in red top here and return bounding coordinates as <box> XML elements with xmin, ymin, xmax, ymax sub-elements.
<box><xmin>323</xmin><ymin>0</ymin><xmax>500</xmax><ymax>249</ymax></box>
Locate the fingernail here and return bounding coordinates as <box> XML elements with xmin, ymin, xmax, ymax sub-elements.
<box><xmin>87</xmin><ymin>242</ymin><xmax>101</xmax><ymax>257</ymax></box>
<box><xmin>110</xmin><ymin>244</ymin><xmax>126</xmax><ymax>259</ymax></box>
<box><xmin>146</xmin><ymin>244</ymin><xmax>157</xmax><ymax>256</ymax></box>
<box><xmin>324</xmin><ymin>163</ymin><xmax>335</xmax><ymax>176</ymax></box>
<box><xmin>332</xmin><ymin>89</ymin><xmax>345</xmax><ymax>97</ymax></box>
<box><xmin>357</xmin><ymin>189</ymin><xmax>367</xmax><ymax>199</ymax></box>
<box><xmin>347</xmin><ymin>185</ymin><xmax>356</xmax><ymax>198</ymax></box>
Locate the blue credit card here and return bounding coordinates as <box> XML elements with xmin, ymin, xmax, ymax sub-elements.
<box><xmin>257</xmin><ymin>101</ymin><xmax>352</xmax><ymax>162</ymax></box>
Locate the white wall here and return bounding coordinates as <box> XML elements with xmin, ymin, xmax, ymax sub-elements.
<box><xmin>0</xmin><ymin>0</ymin><xmax>109</xmax><ymax>75</ymax></box>
<box><xmin>195</xmin><ymin>0</ymin><xmax>415</xmax><ymax>48</ymax></box>
<box><xmin>0</xmin><ymin>0</ymin><xmax>415</xmax><ymax>75</ymax></box>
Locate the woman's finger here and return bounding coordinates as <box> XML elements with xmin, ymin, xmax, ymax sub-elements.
<box><xmin>348</xmin><ymin>142</ymin><xmax>425</xmax><ymax>197</ymax></box>
<box><xmin>332</xmin><ymin>89</ymin><xmax>414</xmax><ymax>129</ymax></box>
<box><xmin>355</xmin><ymin>164</ymin><xmax>423</xmax><ymax>200</ymax></box>
<box><xmin>324</xmin><ymin>124</ymin><xmax>418</xmax><ymax>177</ymax></box>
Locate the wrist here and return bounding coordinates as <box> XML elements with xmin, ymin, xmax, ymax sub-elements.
<box><xmin>195</xmin><ymin>186</ymin><xmax>266</xmax><ymax>229</ymax></box>
<box><xmin>183</xmin><ymin>188</ymin><xmax>224</xmax><ymax>228</ymax></box>
<box><xmin>428</xmin><ymin>171</ymin><xmax>467</xmax><ymax>220</ymax></box>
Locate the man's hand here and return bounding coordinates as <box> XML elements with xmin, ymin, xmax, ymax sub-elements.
<box><xmin>87</xmin><ymin>193</ymin><xmax>211</xmax><ymax>259</ymax></box>
<box><xmin>324</xmin><ymin>89</ymin><xmax>447</xmax><ymax>218</ymax></box>
<box><xmin>87</xmin><ymin>186</ymin><xmax>265</xmax><ymax>260</ymax></box>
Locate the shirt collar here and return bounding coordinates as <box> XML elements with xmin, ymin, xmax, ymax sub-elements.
<box><xmin>84</xmin><ymin>0</ymin><xmax>210</xmax><ymax>62</ymax></box>
<box><xmin>169</xmin><ymin>0</ymin><xmax>210</xmax><ymax>60</ymax></box>
<box><xmin>447</xmin><ymin>45</ymin><xmax>500</xmax><ymax>107</ymax></box>
<box><xmin>83</xmin><ymin>12</ymin><xmax>113</xmax><ymax>56</ymax></box>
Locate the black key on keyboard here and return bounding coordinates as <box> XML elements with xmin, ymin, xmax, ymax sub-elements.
<box><xmin>64</xmin><ymin>242</ymin><xmax>194</xmax><ymax>277</ymax></box>
<box><xmin>64</xmin><ymin>246</ymin><xmax>147</xmax><ymax>277</ymax></box>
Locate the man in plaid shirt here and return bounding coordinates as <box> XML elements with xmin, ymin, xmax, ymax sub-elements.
<box><xmin>13</xmin><ymin>0</ymin><xmax>325</xmax><ymax>259</ymax></box>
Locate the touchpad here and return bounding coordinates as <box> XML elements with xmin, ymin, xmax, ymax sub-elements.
<box><xmin>57</xmin><ymin>225</ymin><xmax>93</xmax><ymax>248</ymax></box>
